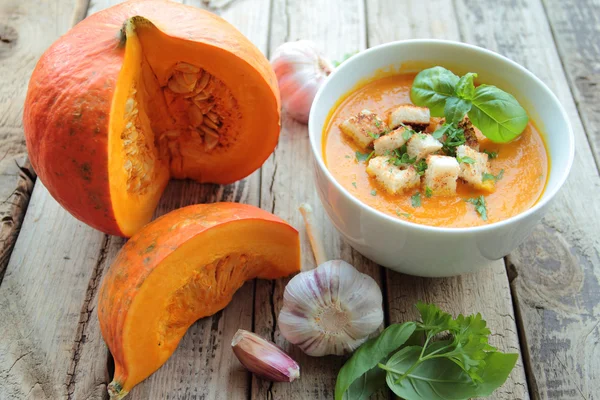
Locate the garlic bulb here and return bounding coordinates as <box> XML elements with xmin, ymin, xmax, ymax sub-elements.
<box><xmin>278</xmin><ymin>259</ymin><xmax>384</xmax><ymax>356</ymax></box>
<box><xmin>270</xmin><ymin>40</ymin><xmax>334</xmax><ymax>123</ymax></box>
<box><xmin>231</xmin><ymin>329</ymin><xmax>300</xmax><ymax>382</ymax></box>
<box><xmin>277</xmin><ymin>203</ymin><xmax>384</xmax><ymax>356</ymax></box>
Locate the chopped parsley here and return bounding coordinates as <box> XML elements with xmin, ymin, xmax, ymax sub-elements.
<box><xmin>374</xmin><ymin>120</ymin><xmax>382</xmax><ymax>128</ymax></box>
<box><xmin>402</xmin><ymin>129</ymin><xmax>415</xmax><ymax>141</ymax></box>
<box><xmin>482</xmin><ymin>169</ymin><xmax>504</xmax><ymax>182</ymax></box>
<box><xmin>390</xmin><ymin>152</ymin><xmax>416</xmax><ymax>167</ymax></box>
<box><xmin>367</xmin><ymin>131</ymin><xmax>380</xmax><ymax>139</ymax></box>
<box><xmin>352</xmin><ymin>181</ymin><xmax>357</xmax><ymax>188</ymax></box>
<box><xmin>411</xmin><ymin>192</ymin><xmax>422</xmax><ymax>207</ymax></box>
<box><xmin>466</xmin><ymin>196</ymin><xmax>488</xmax><ymax>220</ymax></box>
<box><xmin>396</xmin><ymin>210</ymin><xmax>412</xmax><ymax>218</ymax></box>
<box><xmin>441</xmin><ymin>124</ymin><xmax>466</xmax><ymax>156</ymax></box>
<box><xmin>371</xmin><ymin>190</ymin><xmax>377</xmax><ymax>196</ymax></box>
<box><xmin>483</xmin><ymin>149</ymin><xmax>499</xmax><ymax>159</ymax></box>
<box><xmin>345</xmin><ymin>155</ymin><xmax>351</xmax><ymax>159</ymax></box>
<box><xmin>355</xmin><ymin>150</ymin><xmax>374</xmax><ymax>163</ymax></box>
<box><xmin>457</xmin><ymin>155</ymin><xmax>476</xmax><ymax>164</ymax></box>
<box><xmin>425</xmin><ymin>186</ymin><xmax>433</xmax><ymax>198</ymax></box>
<box><xmin>415</xmin><ymin>159</ymin><xmax>428</xmax><ymax>175</ymax></box>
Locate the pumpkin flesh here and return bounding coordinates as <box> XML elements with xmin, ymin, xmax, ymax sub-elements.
<box><xmin>98</xmin><ymin>203</ymin><xmax>301</xmax><ymax>398</ymax></box>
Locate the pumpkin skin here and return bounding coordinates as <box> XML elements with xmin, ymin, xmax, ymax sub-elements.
<box><xmin>98</xmin><ymin>202</ymin><xmax>301</xmax><ymax>399</ymax></box>
<box><xmin>23</xmin><ymin>0</ymin><xmax>281</xmax><ymax>237</ymax></box>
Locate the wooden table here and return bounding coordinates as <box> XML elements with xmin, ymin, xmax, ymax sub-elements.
<box><xmin>1</xmin><ymin>0</ymin><xmax>598</xmax><ymax>399</ymax></box>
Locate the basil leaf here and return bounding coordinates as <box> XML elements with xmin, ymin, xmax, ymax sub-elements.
<box><xmin>473</xmin><ymin>352</ymin><xmax>519</xmax><ymax>397</ymax></box>
<box><xmin>384</xmin><ymin>347</ymin><xmax>481</xmax><ymax>400</ymax></box>
<box><xmin>468</xmin><ymin>84</ymin><xmax>529</xmax><ymax>143</ymax></box>
<box><xmin>455</xmin><ymin>72</ymin><xmax>477</xmax><ymax>100</ymax></box>
<box><xmin>410</xmin><ymin>67</ymin><xmax>459</xmax><ymax>117</ymax></box>
<box><xmin>335</xmin><ymin>322</ymin><xmax>416</xmax><ymax>400</ymax></box>
<box><xmin>444</xmin><ymin>97</ymin><xmax>472</xmax><ymax>125</ymax></box>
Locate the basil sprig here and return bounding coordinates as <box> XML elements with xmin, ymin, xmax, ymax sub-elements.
<box><xmin>335</xmin><ymin>302</ymin><xmax>518</xmax><ymax>400</ymax></box>
<box><xmin>410</xmin><ymin>67</ymin><xmax>529</xmax><ymax>143</ymax></box>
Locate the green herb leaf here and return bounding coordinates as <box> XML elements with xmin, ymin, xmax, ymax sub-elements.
<box><xmin>457</xmin><ymin>155</ymin><xmax>475</xmax><ymax>164</ymax></box>
<box><xmin>391</xmin><ymin>152</ymin><xmax>417</xmax><ymax>167</ymax></box>
<box><xmin>432</xmin><ymin>124</ymin><xmax>451</xmax><ymax>140</ymax></box>
<box><xmin>410</xmin><ymin>67</ymin><xmax>460</xmax><ymax>117</ymax></box>
<box><xmin>425</xmin><ymin>187</ymin><xmax>433</xmax><ymax>198</ymax></box>
<box><xmin>468</xmin><ymin>84</ymin><xmax>529</xmax><ymax>143</ymax></box>
<box><xmin>411</xmin><ymin>192</ymin><xmax>421</xmax><ymax>207</ymax></box>
<box><xmin>414</xmin><ymin>159</ymin><xmax>428</xmax><ymax>176</ymax></box>
<box><xmin>455</xmin><ymin>72</ymin><xmax>477</xmax><ymax>100</ymax></box>
<box><xmin>371</xmin><ymin>190</ymin><xmax>377</xmax><ymax>196</ymax></box>
<box><xmin>352</xmin><ymin>181</ymin><xmax>357</xmax><ymax>188</ymax></box>
<box><xmin>402</xmin><ymin>129</ymin><xmax>414</xmax><ymax>141</ymax></box>
<box><xmin>355</xmin><ymin>151</ymin><xmax>373</xmax><ymax>163</ymax></box>
<box><xmin>483</xmin><ymin>149</ymin><xmax>499</xmax><ymax>159</ymax></box>
<box><xmin>439</xmin><ymin>124</ymin><xmax>466</xmax><ymax>157</ymax></box>
<box><xmin>345</xmin><ymin>155</ymin><xmax>352</xmax><ymax>159</ymax></box>
<box><xmin>482</xmin><ymin>169</ymin><xmax>504</xmax><ymax>182</ymax></box>
<box><xmin>466</xmin><ymin>196</ymin><xmax>488</xmax><ymax>220</ymax></box>
<box><xmin>367</xmin><ymin>131</ymin><xmax>380</xmax><ymax>139</ymax></box>
<box><xmin>332</xmin><ymin>51</ymin><xmax>358</xmax><ymax>67</ymax></box>
<box><xmin>444</xmin><ymin>97</ymin><xmax>472</xmax><ymax>125</ymax></box>
<box><xmin>335</xmin><ymin>323</ymin><xmax>417</xmax><ymax>400</ymax></box>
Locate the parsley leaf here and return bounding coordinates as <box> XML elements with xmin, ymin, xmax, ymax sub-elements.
<box><xmin>414</xmin><ymin>159</ymin><xmax>428</xmax><ymax>175</ymax></box>
<box><xmin>467</xmin><ymin>196</ymin><xmax>488</xmax><ymax>220</ymax></box>
<box><xmin>482</xmin><ymin>169</ymin><xmax>504</xmax><ymax>183</ymax></box>
<box><xmin>352</xmin><ymin>181</ymin><xmax>357</xmax><ymax>188</ymax></box>
<box><xmin>402</xmin><ymin>128</ymin><xmax>415</xmax><ymax>141</ymax></box>
<box><xmin>396</xmin><ymin>210</ymin><xmax>412</xmax><ymax>218</ymax></box>
<box><xmin>457</xmin><ymin>155</ymin><xmax>476</xmax><ymax>164</ymax></box>
<box><xmin>367</xmin><ymin>131</ymin><xmax>380</xmax><ymax>139</ymax></box>
<box><xmin>425</xmin><ymin>186</ymin><xmax>433</xmax><ymax>198</ymax></box>
<box><xmin>355</xmin><ymin>150</ymin><xmax>374</xmax><ymax>163</ymax></box>
<box><xmin>411</xmin><ymin>192</ymin><xmax>421</xmax><ymax>207</ymax></box>
<box><xmin>371</xmin><ymin>190</ymin><xmax>377</xmax><ymax>196</ymax></box>
<box><xmin>483</xmin><ymin>149</ymin><xmax>498</xmax><ymax>159</ymax></box>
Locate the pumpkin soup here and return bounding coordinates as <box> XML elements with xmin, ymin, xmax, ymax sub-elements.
<box><xmin>323</xmin><ymin>71</ymin><xmax>548</xmax><ymax>227</ymax></box>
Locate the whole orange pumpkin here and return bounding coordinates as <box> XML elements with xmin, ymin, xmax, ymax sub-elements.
<box><xmin>23</xmin><ymin>0</ymin><xmax>281</xmax><ymax>236</ymax></box>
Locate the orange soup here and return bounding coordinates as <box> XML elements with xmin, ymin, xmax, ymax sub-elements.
<box><xmin>323</xmin><ymin>73</ymin><xmax>549</xmax><ymax>227</ymax></box>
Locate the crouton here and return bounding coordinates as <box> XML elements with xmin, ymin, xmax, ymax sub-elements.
<box><xmin>366</xmin><ymin>156</ymin><xmax>420</xmax><ymax>194</ymax></box>
<box><xmin>406</xmin><ymin>133</ymin><xmax>443</xmax><ymax>160</ymax></box>
<box><xmin>456</xmin><ymin>145</ymin><xmax>494</xmax><ymax>192</ymax></box>
<box><xmin>339</xmin><ymin>109</ymin><xmax>388</xmax><ymax>149</ymax></box>
<box><xmin>388</xmin><ymin>105</ymin><xmax>431</xmax><ymax>130</ymax></box>
<box><xmin>423</xmin><ymin>155</ymin><xmax>460</xmax><ymax>196</ymax></box>
<box><xmin>458</xmin><ymin>116</ymin><xmax>479</xmax><ymax>151</ymax></box>
<box><xmin>426</xmin><ymin>117</ymin><xmax>446</xmax><ymax>133</ymax></box>
<box><xmin>373</xmin><ymin>127</ymin><xmax>408</xmax><ymax>156</ymax></box>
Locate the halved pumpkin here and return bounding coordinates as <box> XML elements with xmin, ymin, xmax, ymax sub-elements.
<box><xmin>98</xmin><ymin>203</ymin><xmax>301</xmax><ymax>399</ymax></box>
<box><xmin>23</xmin><ymin>0</ymin><xmax>280</xmax><ymax>236</ymax></box>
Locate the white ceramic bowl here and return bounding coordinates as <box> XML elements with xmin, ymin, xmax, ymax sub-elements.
<box><xmin>308</xmin><ymin>40</ymin><xmax>574</xmax><ymax>277</ymax></box>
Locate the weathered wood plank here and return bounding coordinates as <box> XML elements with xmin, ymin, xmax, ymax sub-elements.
<box><xmin>0</xmin><ymin>0</ymin><xmax>87</xmax><ymax>282</ymax></box>
<box><xmin>365</xmin><ymin>1</ymin><xmax>529</xmax><ymax>399</ymax></box>
<box><xmin>543</xmin><ymin>0</ymin><xmax>600</xmax><ymax>166</ymax></box>
<box><xmin>454</xmin><ymin>0</ymin><xmax>600</xmax><ymax>398</ymax></box>
<box><xmin>252</xmin><ymin>0</ymin><xmax>383</xmax><ymax>399</ymax></box>
<box><xmin>0</xmin><ymin>183</ymin><xmax>107</xmax><ymax>399</ymax></box>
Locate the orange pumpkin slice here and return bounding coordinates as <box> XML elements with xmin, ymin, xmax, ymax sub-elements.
<box><xmin>24</xmin><ymin>1</ymin><xmax>280</xmax><ymax>236</ymax></box>
<box><xmin>98</xmin><ymin>203</ymin><xmax>301</xmax><ymax>399</ymax></box>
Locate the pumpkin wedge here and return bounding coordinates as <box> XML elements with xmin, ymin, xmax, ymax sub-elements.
<box><xmin>23</xmin><ymin>0</ymin><xmax>280</xmax><ymax>236</ymax></box>
<box><xmin>98</xmin><ymin>203</ymin><xmax>301</xmax><ymax>399</ymax></box>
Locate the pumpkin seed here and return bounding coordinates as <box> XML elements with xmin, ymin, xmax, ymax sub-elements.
<box><xmin>203</xmin><ymin>118</ymin><xmax>220</xmax><ymax>131</ymax></box>
<box><xmin>174</xmin><ymin>62</ymin><xmax>200</xmax><ymax>74</ymax></box>
<box><xmin>204</xmin><ymin>130</ymin><xmax>219</xmax><ymax>151</ymax></box>
<box><xmin>206</xmin><ymin>111</ymin><xmax>220</xmax><ymax>125</ymax></box>
<box><xmin>188</xmin><ymin>105</ymin><xmax>204</xmax><ymax>127</ymax></box>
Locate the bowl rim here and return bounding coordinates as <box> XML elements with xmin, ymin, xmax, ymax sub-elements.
<box><xmin>308</xmin><ymin>39</ymin><xmax>575</xmax><ymax>234</ymax></box>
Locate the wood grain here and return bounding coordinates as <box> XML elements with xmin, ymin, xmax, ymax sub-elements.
<box><xmin>0</xmin><ymin>0</ymin><xmax>86</xmax><ymax>281</ymax></box>
<box><xmin>543</xmin><ymin>0</ymin><xmax>600</xmax><ymax>166</ymax></box>
<box><xmin>454</xmin><ymin>0</ymin><xmax>600</xmax><ymax>398</ymax></box>
<box><xmin>365</xmin><ymin>1</ymin><xmax>529</xmax><ymax>399</ymax></box>
<box><xmin>252</xmin><ymin>0</ymin><xmax>384</xmax><ymax>399</ymax></box>
<box><xmin>0</xmin><ymin>183</ymin><xmax>107</xmax><ymax>399</ymax></box>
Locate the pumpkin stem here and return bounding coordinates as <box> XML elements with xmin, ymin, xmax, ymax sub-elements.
<box><xmin>299</xmin><ymin>203</ymin><xmax>328</xmax><ymax>267</ymax></box>
<box><xmin>118</xmin><ymin>16</ymin><xmax>155</xmax><ymax>48</ymax></box>
<box><xmin>107</xmin><ymin>380</ymin><xmax>129</xmax><ymax>400</ymax></box>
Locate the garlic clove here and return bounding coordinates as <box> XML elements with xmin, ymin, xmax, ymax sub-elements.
<box><xmin>278</xmin><ymin>260</ymin><xmax>384</xmax><ymax>357</ymax></box>
<box><xmin>231</xmin><ymin>329</ymin><xmax>300</xmax><ymax>382</ymax></box>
